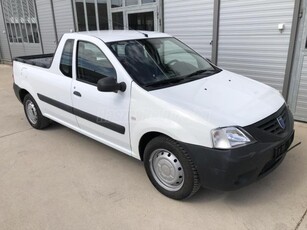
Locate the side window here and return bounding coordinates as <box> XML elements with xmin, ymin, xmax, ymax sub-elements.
<box><xmin>77</xmin><ymin>41</ymin><xmax>116</xmax><ymax>85</ymax></box>
<box><xmin>60</xmin><ymin>39</ymin><xmax>74</xmax><ymax>77</ymax></box>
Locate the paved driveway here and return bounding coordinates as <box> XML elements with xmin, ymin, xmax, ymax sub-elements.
<box><xmin>1</xmin><ymin>64</ymin><xmax>307</xmax><ymax>230</ymax></box>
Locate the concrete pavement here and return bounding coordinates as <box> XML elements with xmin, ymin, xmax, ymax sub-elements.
<box><xmin>1</xmin><ymin>64</ymin><xmax>307</xmax><ymax>230</ymax></box>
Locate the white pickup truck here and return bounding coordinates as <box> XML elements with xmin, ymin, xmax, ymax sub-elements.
<box><xmin>13</xmin><ymin>30</ymin><xmax>294</xmax><ymax>200</ymax></box>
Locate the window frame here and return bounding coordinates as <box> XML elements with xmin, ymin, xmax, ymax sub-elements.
<box><xmin>76</xmin><ymin>40</ymin><xmax>117</xmax><ymax>86</ymax></box>
<box><xmin>73</xmin><ymin>0</ymin><xmax>160</xmax><ymax>31</ymax></box>
<box><xmin>59</xmin><ymin>39</ymin><xmax>75</xmax><ymax>78</ymax></box>
<box><xmin>107</xmin><ymin>37</ymin><xmax>220</xmax><ymax>90</ymax></box>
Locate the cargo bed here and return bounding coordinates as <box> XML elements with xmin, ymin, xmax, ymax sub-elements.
<box><xmin>14</xmin><ymin>54</ymin><xmax>54</xmax><ymax>68</ymax></box>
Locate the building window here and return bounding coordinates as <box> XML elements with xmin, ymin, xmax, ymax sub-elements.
<box><xmin>112</xmin><ymin>12</ymin><xmax>124</xmax><ymax>29</ymax></box>
<box><xmin>125</xmin><ymin>0</ymin><xmax>138</xmax><ymax>6</ymax></box>
<box><xmin>74</xmin><ymin>0</ymin><xmax>159</xmax><ymax>31</ymax></box>
<box><xmin>111</xmin><ymin>0</ymin><xmax>122</xmax><ymax>8</ymax></box>
<box><xmin>74</xmin><ymin>0</ymin><xmax>109</xmax><ymax>31</ymax></box>
<box><xmin>97</xmin><ymin>0</ymin><xmax>109</xmax><ymax>30</ymax></box>
<box><xmin>86</xmin><ymin>1</ymin><xmax>97</xmax><ymax>30</ymax></box>
<box><xmin>75</xmin><ymin>0</ymin><xmax>86</xmax><ymax>31</ymax></box>
<box><xmin>128</xmin><ymin>12</ymin><xmax>154</xmax><ymax>31</ymax></box>
<box><xmin>2</xmin><ymin>0</ymin><xmax>40</xmax><ymax>43</ymax></box>
<box><xmin>142</xmin><ymin>0</ymin><xmax>156</xmax><ymax>3</ymax></box>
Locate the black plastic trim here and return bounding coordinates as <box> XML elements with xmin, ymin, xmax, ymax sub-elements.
<box><xmin>73</xmin><ymin>91</ymin><xmax>82</xmax><ymax>97</ymax></box>
<box><xmin>13</xmin><ymin>83</ymin><xmax>22</xmax><ymax>102</ymax></box>
<box><xmin>179</xmin><ymin>130</ymin><xmax>294</xmax><ymax>191</ymax></box>
<box><xmin>244</xmin><ymin>104</ymin><xmax>294</xmax><ymax>142</ymax></box>
<box><xmin>38</xmin><ymin>93</ymin><xmax>73</xmax><ymax>114</ymax></box>
<box><xmin>37</xmin><ymin>93</ymin><xmax>125</xmax><ymax>134</ymax></box>
<box><xmin>73</xmin><ymin>108</ymin><xmax>125</xmax><ymax>134</ymax></box>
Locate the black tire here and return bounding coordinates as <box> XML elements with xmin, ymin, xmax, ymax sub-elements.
<box><xmin>144</xmin><ymin>136</ymin><xmax>200</xmax><ymax>200</ymax></box>
<box><xmin>23</xmin><ymin>94</ymin><xmax>50</xmax><ymax>129</ymax></box>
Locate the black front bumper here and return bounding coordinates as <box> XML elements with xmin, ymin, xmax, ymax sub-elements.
<box><xmin>180</xmin><ymin>104</ymin><xmax>295</xmax><ymax>191</ymax></box>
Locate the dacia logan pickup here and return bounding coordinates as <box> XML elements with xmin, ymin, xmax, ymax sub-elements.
<box><xmin>13</xmin><ymin>31</ymin><xmax>294</xmax><ymax>200</ymax></box>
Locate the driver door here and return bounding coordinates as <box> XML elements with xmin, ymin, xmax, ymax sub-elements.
<box><xmin>72</xmin><ymin>38</ymin><xmax>131</xmax><ymax>154</ymax></box>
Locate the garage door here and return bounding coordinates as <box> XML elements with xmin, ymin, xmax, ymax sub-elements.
<box><xmin>218</xmin><ymin>0</ymin><xmax>295</xmax><ymax>92</ymax></box>
<box><xmin>164</xmin><ymin>0</ymin><xmax>214</xmax><ymax>59</ymax></box>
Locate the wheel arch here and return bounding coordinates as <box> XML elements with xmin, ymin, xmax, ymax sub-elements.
<box><xmin>134</xmin><ymin>119</ymin><xmax>204</xmax><ymax>161</ymax></box>
<box><xmin>19</xmin><ymin>88</ymin><xmax>30</xmax><ymax>103</ymax></box>
<box><xmin>138</xmin><ymin>131</ymin><xmax>169</xmax><ymax>161</ymax></box>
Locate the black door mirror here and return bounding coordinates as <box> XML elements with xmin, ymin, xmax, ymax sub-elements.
<box><xmin>97</xmin><ymin>77</ymin><xmax>126</xmax><ymax>93</ymax></box>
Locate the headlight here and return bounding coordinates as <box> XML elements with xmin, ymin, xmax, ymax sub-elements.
<box><xmin>211</xmin><ymin>127</ymin><xmax>255</xmax><ymax>149</ymax></box>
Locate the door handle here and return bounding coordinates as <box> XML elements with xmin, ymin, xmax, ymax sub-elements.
<box><xmin>73</xmin><ymin>91</ymin><xmax>82</xmax><ymax>97</ymax></box>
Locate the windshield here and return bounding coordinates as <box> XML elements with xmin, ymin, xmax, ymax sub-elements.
<box><xmin>107</xmin><ymin>37</ymin><xmax>221</xmax><ymax>90</ymax></box>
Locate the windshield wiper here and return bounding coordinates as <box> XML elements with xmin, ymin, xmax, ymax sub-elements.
<box><xmin>144</xmin><ymin>69</ymin><xmax>220</xmax><ymax>88</ymax></box>
<box><xmin>183</xmin><ymin>69</ymin><xmax>218</xmax><ymax>78</ymax></box>
<box><xmin>144</xmin><ymin>76</ymin><xmax>185</xmax><ymax>88</ymax></box>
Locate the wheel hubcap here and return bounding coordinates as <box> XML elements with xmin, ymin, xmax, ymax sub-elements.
<box><xmin>26</xmin><ymin>100</ymin><xmax>38</xmax><ymax>124</ymax></box>
<box><xmin>149</xmin><ymin>149</ymin><xmax>184</xmax><ymax>191</ymax></box>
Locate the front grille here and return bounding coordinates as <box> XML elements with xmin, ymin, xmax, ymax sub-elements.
<box><xmin>258</xmin><ymin>131</ymin><xmax>294</xmax><ymax>177</ymax></box>
<box><xmin>259</xmin><ymin>157</ymin><xmax>283</xmax><ymax>177</ymax></box>
<box><xmin>273</xmin><ymin>131</ymin><xmax>294</xmax><ymax>159</ymax></box>
<box><xmin>257</xmin><ymin>106</ymin><xmax>287</xmax><ymax>136</ymax></box>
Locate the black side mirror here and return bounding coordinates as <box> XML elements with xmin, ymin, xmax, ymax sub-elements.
<box><xmin>97</xmin><ymin>77</ymin><xmax>126</xmax><ymax>93</ymax></box>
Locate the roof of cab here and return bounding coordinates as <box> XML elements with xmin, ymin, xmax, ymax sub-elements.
<box><xmin>72</xmin><ymin>30</ymin><xmax>172</xmax><ymax>42</ymax></box>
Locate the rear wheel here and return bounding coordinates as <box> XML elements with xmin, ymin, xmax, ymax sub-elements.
<box><xmin>144</xmin><ymin>136</ymin><xmax>200</xmax><ymax>200</ymax></box>
<box><xmin>23</xmin><ymin>94</ymin><xmax>50</xmax><ymax>129</ymax></box>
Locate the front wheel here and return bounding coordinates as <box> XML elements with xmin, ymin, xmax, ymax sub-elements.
<box><xmin>23</xmin><ymin>94</ymin><xmax>50</xmax><ymax>129</ymax></box>
<box><xmin>144</xmin><ymin>136</ymin><xmax>200</xmax><ymax>200</ymax></box>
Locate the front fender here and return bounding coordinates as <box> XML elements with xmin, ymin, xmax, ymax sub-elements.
<box><xmin>130</xmin><ymin>117</ymin><xmax>210</xmax><ymax>159</ymax></box>
<box><xmin>130</xmin><ymin>82</ymin><xmax>214</xmax><ymax>159</ymax></box>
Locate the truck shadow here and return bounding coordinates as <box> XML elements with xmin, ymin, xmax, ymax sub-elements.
<box><xmin>46</xmin><ymin>121</ymin><xmax>66</xmax><ymax>130</ymax></box>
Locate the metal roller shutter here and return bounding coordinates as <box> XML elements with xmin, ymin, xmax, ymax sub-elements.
<box><xmin>218</xmin><ymin>0</ymin><xmax>295</xmax><ymax>92</ymax></box>
<box><xmin>164</xmin><ymin>0</ymin><xmax>214</xmax><ymax>58</ymax></box>
<box><xmin>53</xmin><ymin>0</ymin><xmax>75</xmax><ymax>40</ymax></box>
<box><xmin>36</xmin><ymin>0</ymin><xmax>57</xmax><ymax>53</ymax></box>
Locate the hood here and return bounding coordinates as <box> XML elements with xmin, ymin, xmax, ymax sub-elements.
<box><xmin>150</xmin><ymin>70</ymin><xmax>285</xmax><ymax>127</ymax></box>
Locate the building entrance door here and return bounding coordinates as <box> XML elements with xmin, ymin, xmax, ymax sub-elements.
<box><xmin>110</xmin><ymin>0</ymin><xmax>160</xmax><ymax>31</ymax></box>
